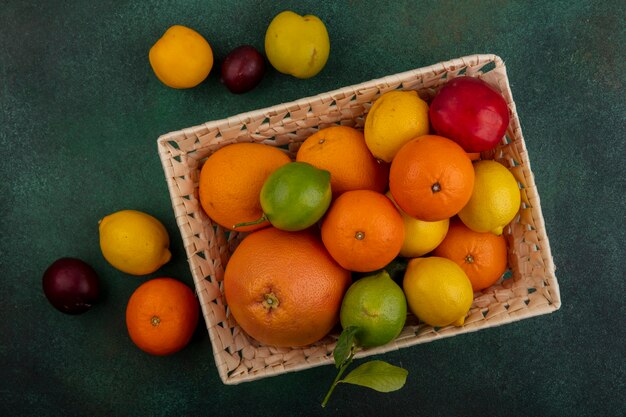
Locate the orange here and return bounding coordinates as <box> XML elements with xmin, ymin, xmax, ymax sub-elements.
<box><xmin>433</xmin><ymin>218</ymin><xmax>508</xmax><ymax>291</ymax></box>
<box><xmin>126</xmin><ymin>278</ymin><xmax>199</xmax><ymax>356</ymax></box>
<box><xmin>296</xmin><ymin>126</ymin><xmax>389</xmax><ymax>196</ymax></box>
<box><xmin>149</xmin><ymin>25</ymin><xmax>214</xmax><ymax>89</ymax></box>
<box><xmin>321</xmin><ymin>190</ymin><xmax>404</xmax><ymax>273</ymax></box>
<box><xmin>198</xmin><ymin>143</ymin><xmax>291</xmax><ymax>232</ymax></box>
<box><xmin>224</xmin><ymin>227</ymin><xmax>351</xmax><ymax>347</ymax></box>
<box><xmin>389</xmin><ymin>135</ymin><xmax>475</xmax><ymax>222</ymax></box>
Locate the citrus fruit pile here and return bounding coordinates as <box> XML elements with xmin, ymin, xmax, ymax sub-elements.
<box><xmin>202</xmin><ymin>75</ymin><xmax>521</xmax><ymax>349</ymax></box>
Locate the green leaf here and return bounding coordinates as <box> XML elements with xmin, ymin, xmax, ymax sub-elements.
<box><xmin>340</xmin><ymin>360</ymin><xmax>408</xmax><ymax>392</ymax></box>
<box><xmin>333</xmin><ymin>326</ymin><xmax>359</xmax><ymax>368</ymax></box>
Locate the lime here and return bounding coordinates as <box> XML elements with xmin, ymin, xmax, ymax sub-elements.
<box><xmin>99</xmin><ymin>210</ymin><xmax>171</xmax><ymax>275</ymax></box>
<box><xmin>458</xmin><ymin>160</ymin><xmax>521</xmax><ymax>235</ymax></box>
<box><xmin>260</xmin><ymin>161</ymin><xmax>332</xmax><ymax>231</ymax></box>
<box><xmin>403</xmin><ymin>257</ymin><xmax>473</xmax><ymax>328</ymax></box>
<box><xmin>340</xmin><ymin>270</ymin><xmax>407</xmax><ymax>348</ymax></box>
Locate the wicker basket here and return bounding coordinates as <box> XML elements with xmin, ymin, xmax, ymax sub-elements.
<box><xmin>157</xmin><ymin>54</ymin><xmax>560</xmax><ymax>385</ymax></box>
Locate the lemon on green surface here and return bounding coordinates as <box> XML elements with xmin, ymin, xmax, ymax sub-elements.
<box><xmin>403</xmin><ymin>257</ymin><xmax>473</xmax><ymax>328</ymax></box>
<box><xmin>364</xmin><ymin>90</ymin><xmax>429</xmax><ymax>162</ymax></box>
<box><xmin>259</xmin><ymin>162</ymin><xmax>332</xmax><ymax>231</ymax></box>
<box><xmin>458</xmin><ymin>160</ymin><xmax>521</xmax><ymax>235</ymax></box>
<box><xmin>99</xmin><ymin>210</ymin><xmax>171</xmax><ymax>275</ymax></box>
<box><xmin>387</xmin><ymin>192</ymin><xmax>450</xmax><ymax>258</ymax></box>
<box><xmin>340</xmin><ymin>270</ymin><xmax>407</xmax><ymax>348</ymax></box>
<box><xmin>264</xmin><ymin>11</ymin><xmax>330</xmax><ymax>79</ymax></box>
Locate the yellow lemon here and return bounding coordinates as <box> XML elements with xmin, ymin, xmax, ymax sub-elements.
<box><xmin>387</xmin><ymin>192</ymin><xmax>450</xmax><ymax>257</ymax></box>
<box><xmin>364</xmin><ymin>90</ymin><xmax>429</xmax><ymax>162</ymax></box>
<box><xmin>458</xmin><ymin>160</ymin><xmax>521</xmax><ymax>235</ymax></box>
<box><xmin>99</xmin><ymin>210</ymin><xmax>171</xmax><ymax>275</ymax></box>
<box><xmin>403</xmin><ymin>257</ymin><xmax>473</xmax><ymax>328</ymax></box>
<box><xmin>264</xmin><ymin>11</ymin><xmax>330</xmax><ymax>79</ymax></box>
<box><xmin>149</xmin><ymin>25</ymin><xmax>213</xmax><ymax>89</ymax></box>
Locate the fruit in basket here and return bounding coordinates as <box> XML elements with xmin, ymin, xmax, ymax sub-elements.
<box><xmin>364</xmin><ymin>90</ymin><xmax>429</xmax><ymax>162</ymax></box>
<box><xmin>264</xmin><ymin>11</ymin><xmax>330</xmax><ymax>79</ymax></box>
<box><xmin>387</xmin><ymin>192</ymin><xmax>450</xmax><ymax>258</ymax></box>
<box><xmin>224</xmin><ymin>227</ymin><xmax>351</xmax><ymax>347</ymax></box>
<box><xmin>42</xmin><ymin>258</ymin><xmax>101</xmax><ymax>314</ymax></box>
<box><xmin>99</xmin><ymin>210</ymin><xmax>171</xmax><ymax>275</ymax></box>
<box><xmin>389</xmin><ymin>135</ymin><xmax>474</xmax><ymax>222</ymax></box>
<box><xmin>296</xmin><ymin>126</ymin><xmax>388</xmax><ymax>196</ymax></box>
<box><xmin>126</xmin><ymin>278</ymin><xmax>199</xmax><ymax>355</ymax></box>
<box><xmin>220</xmin><ymin>45</ymin><xmax>266</xmax><ymax>94</ymax></box>
<box><xmin>429</xmin><ymin>76</ymin><xmax>510</xmax><ymax>152</ymax></box>
<box><xmin>403</xmin><ymin>257</ymin><xmax>473</xmax><ymax>328</ymax></box>
<box><xmin>149</xmin><ymin>25</ymin><xmax>214</xmax><ymax>89</ymax></box>
<box><xmin>323</xmin><ymin>277</ymin><xmax>409</xmax><ymax>408</ymax></box>
<box><xmin>321</xmin><ymin>190</ymin><xmax>404</xmax><ymax>272</ymax></box>
<box><xmin>339</xmin><ymin>270</ymin><xmax>407</xmax><ymax>348</ymax></box>
<box><xmin>458</xmin><ymin>160</ymin><xmax>521</xmax><ymax>235</ymax></box>
<box><xmin>198</xmin><ymin>143</ymin><xmax>290</xmax><ymax>232</ymax></box>
<box><xmin>433</xmin><ymin>218</ymin><xmax>508</xmax><ymax>291</ymax></box>
<box><xmin>234</xmin><ymin>162</ymin><xmax>331</xmax><ymax>231</ymax></box>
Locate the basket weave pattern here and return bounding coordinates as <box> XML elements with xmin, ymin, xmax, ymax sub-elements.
<box><xmin>157</xmin><ymin>54</ymin><xmax>560</xmax><ymax>385</ymax></box>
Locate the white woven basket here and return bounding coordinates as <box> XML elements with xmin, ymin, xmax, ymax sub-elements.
<box><xmin>157</xmin><ymin>54</ymin><xmax>560</xmax><ymax>385</ymax></box>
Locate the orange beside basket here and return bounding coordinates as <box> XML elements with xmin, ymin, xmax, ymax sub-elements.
<box><xmin>157</xmin><ymin>54</ymin><xmax>561</xmax><ymax>385</ymax></box>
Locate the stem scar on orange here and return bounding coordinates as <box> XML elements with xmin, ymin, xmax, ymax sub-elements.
<box><xmin>321</xmin><ymin>190</ymin><xmax>404</xmax><ymax>273</ymax></box>
<box><xmin>125</xmin><ymin>278</ymin><xmax>199</xmax><ymax>356</ymax></box>
<box><xmin>224</xmin><ymin>227</ymin><xmax>351</xmax><ymax>347</ymax></box>
<box><xmin>433</xmin><ymin>218</ymin><xmax>508</xmax><ymax>291</ymax></box>
<box><xmin>389</xmin><ymin>135</ymin><xmax>475</xmax><ymax>222</ymax></box>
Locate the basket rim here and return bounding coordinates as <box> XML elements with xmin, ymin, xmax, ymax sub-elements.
<box><xmin>157</xmin><ymin>53</ymin><xmax>504</xmax><ymax>147</ymax></box>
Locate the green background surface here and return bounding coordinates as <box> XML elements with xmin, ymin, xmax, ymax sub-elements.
<box><xmin>1</xmin><ymin>1</ymin><xmax>625</xmax><ymax>416</ymax></box>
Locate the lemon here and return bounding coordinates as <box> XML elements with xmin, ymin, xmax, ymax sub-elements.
<box><xmin>403</xmin><ymin>257</ymin><xmax>473</xmax><ymax>328</ymax></box>
<box><xmin>387</xmin><ymin>192</ymin><xmax>450</xmax><ymax>257</ymax></box>
<box><xmin>149</xmin><ymin>25</ymin><xmax>214</xmax><ymax>89</ymax></box>
<box><xmin>99</xmin><ymin>210</ymin><xmax>171</xmax><ymax>275</ymax></box>
<box><xmin>264</xmin><ymin>11</ymin><xmax>330</xmax><ymax>79</ymax></box>
<box><xmin>458</xmin><ymin>160</ymin><xmax>521</xmax><ymax>235</ymax></box>
<box><xmin>364</xmin><ymin>90</ymin><xmax>429</xmax><ymax>162</ymax></box>
<box><xmin>340</xmin><ymin>270</ymin><xmax>407</xmax><ymax>348</ymax></box>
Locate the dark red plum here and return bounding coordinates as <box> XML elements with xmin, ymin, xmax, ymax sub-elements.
<box><xmin>220</xmin><ymin>45</ymin><xmax>265</xmax><ymax>94</ymax></box>
<box><xmin>42</xmin><ymin>258</ymin><xmax>101</xmax><ymax>314</ymax></box>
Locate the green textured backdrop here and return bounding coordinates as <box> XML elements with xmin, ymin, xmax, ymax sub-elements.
<box><xmin>1</xmin><ymin>1</ymin><xmax>624</xmax><ymax>416</ymax></box>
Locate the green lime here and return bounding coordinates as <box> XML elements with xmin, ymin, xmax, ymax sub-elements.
<box><xmin>340</xmin><ymin>270</ymin><xmax>407</xmax><ymax>348</ymax></box>
<box><xmin>260</xmin><ymin>161</ymin><xmax>332</xmax><ymax>231</ymax></box>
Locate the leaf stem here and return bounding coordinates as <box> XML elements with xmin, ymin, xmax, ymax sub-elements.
<box><xmin>321</xmin><ymin>349</ymin><xmax>355</xmax><ymax>408</ymax></box>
